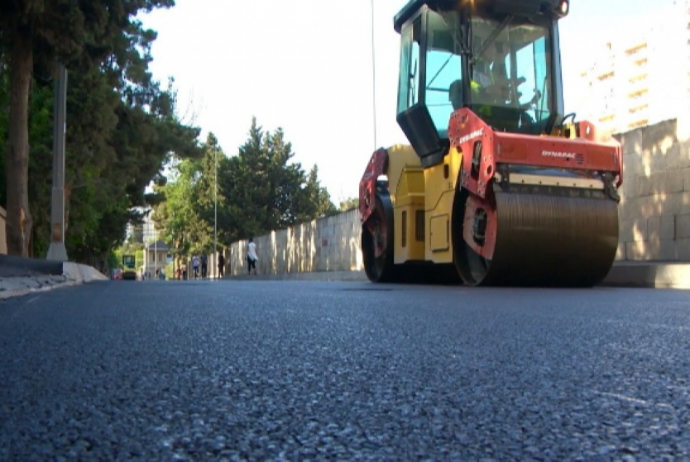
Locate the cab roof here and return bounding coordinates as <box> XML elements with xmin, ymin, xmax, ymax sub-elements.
<box><xmin>394</xmin><ymin>0</ymin><xmax>564</xmax><ymax>33</ymax></box>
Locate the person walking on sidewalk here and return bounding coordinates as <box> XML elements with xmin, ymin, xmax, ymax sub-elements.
<box><xmin>201</xmin><ymin>254</ymin><xmax>208</xmax><ymax>278</ymax></box>
<box><xmin>247</xmin><ymin>238</ymin><xmax>258</xmax><ymax>275</ymax></box>
<box><xmin>192</xmin><ymin>254</ymin><xmax>200</xmax><ymax>279</ymax></box>
<box><xmin>218</xmin><ymin>251</ymin><xmax>225</xmax><ymax>278</ymax></box>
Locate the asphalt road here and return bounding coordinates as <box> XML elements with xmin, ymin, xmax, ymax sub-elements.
<box><xmin>1</xmin><ymin>280</ymin><xmax>689</xmax><ymax>460</ymax></box>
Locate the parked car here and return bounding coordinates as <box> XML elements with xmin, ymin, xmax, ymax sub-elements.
<box><xmin>112</xmin><ymin>269</ymin><xmax>122</xmax><ymax>280</ymax></box>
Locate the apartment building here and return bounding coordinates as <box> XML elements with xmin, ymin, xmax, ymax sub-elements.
<box><xmin>572</xmin><ymin>0</ymin><xmax>690</xmax><ymax>135</ymax></box>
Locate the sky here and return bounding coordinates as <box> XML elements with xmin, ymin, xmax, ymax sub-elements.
<box><xmin>140</xmin><ymin>0</ymin><xmax>674</xmax><ymax>202</ymax></box>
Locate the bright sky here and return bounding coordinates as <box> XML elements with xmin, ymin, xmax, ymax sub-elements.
<box><xmin>141</xmin><ymin>0</ymin><xmax>673</xmax><ymax>202</ymax></box>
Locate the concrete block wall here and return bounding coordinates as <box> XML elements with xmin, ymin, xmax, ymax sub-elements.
<box><xmin>228</xmin><ymin>209</ymin><xmax>362</xmax><ymax>276</ymax></box>
<box><xmin>616</xmin><ymin>118</ymin><xmax>690</xmax><ymax>261</ymax></box>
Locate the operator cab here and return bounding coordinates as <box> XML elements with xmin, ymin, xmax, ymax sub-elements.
<box><xmin>395</xmin><ymin>0</ymin><xmax>569</xmax><ymax>163</ymax></box>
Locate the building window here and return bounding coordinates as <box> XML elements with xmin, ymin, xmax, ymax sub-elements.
<box><xmin>628</xmin><ymin>88</ymin><xmax>648</xmax><ymax>99</ymax></box>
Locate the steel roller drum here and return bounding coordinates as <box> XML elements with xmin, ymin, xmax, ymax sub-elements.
<box><xmin>462</xmin><ymin>188</ymin><xmax>619</xmax><ymax>287</ymax></box>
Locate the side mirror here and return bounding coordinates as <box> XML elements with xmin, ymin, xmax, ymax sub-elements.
<box><xmin>396</xmin><ymin>103</ymin><xmax>449</xmax><ymax>165</ymax></box>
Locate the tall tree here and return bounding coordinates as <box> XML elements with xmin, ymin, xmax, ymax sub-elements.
<box><xmin>216</xmin><ymin>118</ymin><xmax>336</xmax><ymax>239</ymax></box>
<box><xmin>0</xmin><ymin>0</ymin><xmax>174</xmax><ymax>256</ymax></box>
<box><xmin>154</xmin><ymin>119</ymin><xmax>338</xmax><ymax>259</ymax></box>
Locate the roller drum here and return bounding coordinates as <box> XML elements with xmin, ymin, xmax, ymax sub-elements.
<box><xmin>460</xmin><ymin>189</ymin><xmax>619</xmax><ymax>287</ymax></box>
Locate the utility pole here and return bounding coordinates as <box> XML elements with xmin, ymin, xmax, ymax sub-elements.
<box><xmin>370</xmin><ymin>0</ymin><xmax>378</xmax><ymax>150</ymax></box>
<box><xmin>47</xmin><ymin>63</ymin><xmax>69</xmax><ymax>261</ymax></box>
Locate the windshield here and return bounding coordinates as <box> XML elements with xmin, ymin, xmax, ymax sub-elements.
<box><xmin>422</xmin><ymin>10</ymin><xmax>554</xmax><ymax>136</ymax></box>
<box><xmin>469</xmin><ymin>16</ymin><xmax>553</xmax><ymax>133</ymax></box>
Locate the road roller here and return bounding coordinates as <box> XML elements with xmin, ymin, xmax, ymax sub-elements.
<box><xmin>359</xmin><ymin>0</ymin><xmax>622</xmax><ymax>287</ymax></box>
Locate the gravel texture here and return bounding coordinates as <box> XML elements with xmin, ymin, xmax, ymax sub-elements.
<box><xmin>1</xmin><ymin>280</ymin><xmax>689</xmax><ymax>460</ymax></box>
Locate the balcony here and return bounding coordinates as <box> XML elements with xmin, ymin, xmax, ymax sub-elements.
<box><xmin>625</xmin><ymin>43</ymin><xmax>647</xmax><ymax>57</ymax></box>
<box><xmin>628</xmin><ymin>88</ymin><xmax>649</xmax><ymax>100</ymax></box>
<box><xmin>628</xmin><ymin>103</ymin><xmax>648</xmax><ymax>115</ymax></box>
<box><xmin>628</xmin><ymin>118</ymin><xmax>649</xmax><ymax>129</ymax></box>
<box><xmin>597</xmin><ymin>71</ymin><xmax>615</xmax><ymax>81</ymax></box>
<box><xmin>629</xmin><ymin>73</ymin><xmax>647</xmax><ymax>83</ymax></box>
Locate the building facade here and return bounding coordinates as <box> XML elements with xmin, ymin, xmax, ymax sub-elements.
<box><xmin>573</xmin><ymin>1</ymin><xmax>690</xmax><ymax>136</ymax></box>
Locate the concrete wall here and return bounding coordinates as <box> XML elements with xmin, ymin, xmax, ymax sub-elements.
<box><xmin>616</xmin><ymin>118</ymin><xmax>690</xmax><ymax>261</ymax></box>
<box><xmin>0</xmin><ymin>206</ymin><xmax>6</xmax><ymax>255</ymax></box>
<box><xmin>226</xmin><ymin>120</ymin><xmax>690</xmax><ymax>275</ymax></box>
<box><xmin>228</xmin><ymin>209</ymin><xmax>362</xmax><ymax>276</ymax></box>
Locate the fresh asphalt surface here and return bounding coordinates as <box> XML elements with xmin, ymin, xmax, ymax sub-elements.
<box><xmin>1</xmin><ymin>280</ymin><xmax>689</xmax><ymax>460</ymax></box>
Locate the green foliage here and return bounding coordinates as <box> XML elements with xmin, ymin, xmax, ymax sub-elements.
<box><xmin>135</xmin><ymin>249</ymin><xmax>144</xmax><ymax>269</ymax></box>
<box><xmin>339</xmin><ymin>197</ymin><xmax>359</xmax><ymax>212</ymax></box>
<box><xmin>0</xmin><ymin>0</ymin><xmax>179</xmax><ymax>256</ymax></box>
<box><xmin>107</xmin><ymin>250</ymin><xmax>119</xmax><ymax>271</ymax></box>
<box><xmin>220</xmin><ymin>119</ymin><xmax>337</xmax><ymax>239</ymax></box>
<box><xmin>154</xmin><ymin>120</ymin><xmax>337</xmax><ymax>258</ymax></box>
<box><xmin>1</xmin><ymin>0</ymin><xmax>334</xmax><ymax>262</ymax></box>
<box><xmin>0</xmin><ymin>0</ymin><xmax>202</xmax><ymax>262</ymax></box>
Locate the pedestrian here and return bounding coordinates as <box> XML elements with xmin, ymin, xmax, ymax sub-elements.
<box><xmin>218</xmin><ymin>251</ymin><xmax>225</xmax><ymax>278</ymax></box>
<box><xmin>192</xmin><ymin>254</ymin><xmax>200</xmax><ymax>279</ymax></box>
<box><xmin>201</xmin><ymin>254</ymin><xmax>208</xmax><ymax>278</ymax></box>
<box><xmin>247</xmin><ymin>238</ymin><xmax>258</xmax><ymax>275</ymax></box>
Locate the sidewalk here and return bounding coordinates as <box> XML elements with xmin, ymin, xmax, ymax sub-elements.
<box><xmin>0</xmin><ymin>257</ymin><xmax>107</xmax><ymax>300</ymax></box>
<box><xmin>224</xmin><ymin>261</ymin><xmax>690</xmax><ymax>289</ymax></box>
<box><xmin>602</xmin><ymin>261</ymin><xmax>690</xmax><ymax>289</ymax></box>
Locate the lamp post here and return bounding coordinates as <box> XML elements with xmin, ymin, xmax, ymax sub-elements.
<box><xmin>370</xmin><ymin>0</ymin><xmax>378</xmax><ymax>150</ymax></box>
<box><xmin>47</xmin><ymin>62</ymin><xmax>68</xmax><ymax>261</ymax></box>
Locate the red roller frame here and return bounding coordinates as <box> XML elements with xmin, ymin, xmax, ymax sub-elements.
<box><xmin>359</xmin><ymin>148</ymin><xmax>388</xmax><ymax>225</ymax></box>
<box><xmin>448</xmin><ymin>108</ymin><xmax>623</xmax><ymax>200</ymax></box>
<box><xmin>448</xmin><ymin>108</ymin><xmax>622</xmax><ymax>260</ymax></box>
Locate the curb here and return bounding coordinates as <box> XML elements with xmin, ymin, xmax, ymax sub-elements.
<box><xmin>62</xmin><ymin>262</ymin><xmax>109</xmax><ymax>284</ymax></box>
<box><xmin>0</xmin><ymin>263</ymin><xmax>107</xmax><ymax>301</ymax></box>
<box><xmin>601</xmin><ymin>262</ymin><xmax>690</xmax><ymax>289</ymax></box>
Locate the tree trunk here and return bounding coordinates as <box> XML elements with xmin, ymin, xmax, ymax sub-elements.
<box><xmin>6</xmin><ymin>30</ymin><xmax>33</xmax><ymax>257</ymax></box>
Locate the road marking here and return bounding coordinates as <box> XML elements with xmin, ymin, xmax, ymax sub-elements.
<box><xmin>599</xmin><ymin>391</ymin><xmax>647</xmax><ymax>405</ymax></box>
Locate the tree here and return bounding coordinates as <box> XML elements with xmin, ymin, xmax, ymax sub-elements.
<box><xmin>302</xmin><ymin>165</ymin><xmax>338</xmax><ymax>219</ymax></box>
<box><xmin>0</xmin><ymin>0</ymin><xmax>175</xmax><ymax>256</ymax></box>
<box><xmin>152</xmin><ymin>155</ymin><xmax>207</xmax><ymax>262</ymax></box>
<box><xmin>339</xmin><ymin>197</ymin><xmax>359</xmax><ymax>211</ymax></box>
<box><xmin>223</xmin><ymin>118</ymin><xmax>336</xmax><ymax>238</ymax></box>
<box><xmin>153</xmin><ymin>119</ymin><xmax>338</xmax><ymax>259</ymax></box>
<box><xmin>0</xmin><ymin>3</ymin><xmax>202</xmax><ymax>263</ymax></box>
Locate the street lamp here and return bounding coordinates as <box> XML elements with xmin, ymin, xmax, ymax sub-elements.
<box><xmin>47</xmin><ymin>62</ymin><xmax>68</xmax><ymax>261</ymax></box>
